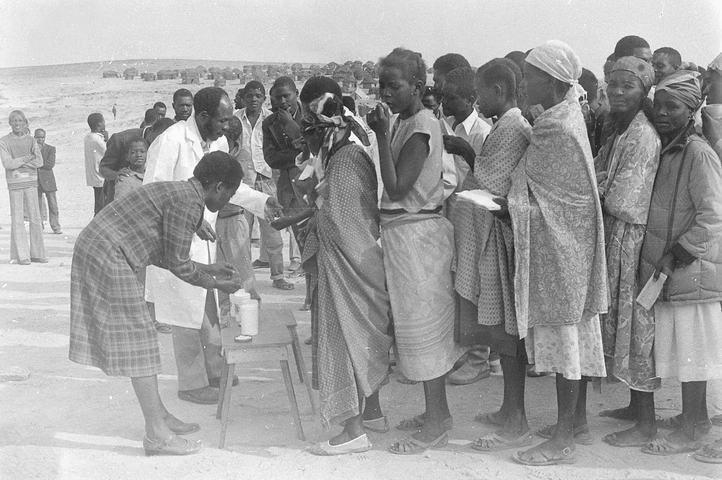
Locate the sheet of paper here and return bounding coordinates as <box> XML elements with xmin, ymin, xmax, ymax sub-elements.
<box><xmin>635</xmin><ymin>272</ymin><xmax>668</xmax><ymax>311</ymax></box>
<box><xmin>456</xmin><ymin>189</ymin><xmax>503</xmax><ymax>211</ymax></box>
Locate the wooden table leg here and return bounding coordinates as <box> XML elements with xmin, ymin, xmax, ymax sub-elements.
<box><xmin>280</xmin><ymin>358</ymin><xmax>305</xmax><ymax>441</ymax></box>
<box><xmin>287</xmin><ymin>325</ymin><xmax>316</xmax><ymax>414</ymax></box>
<box><xmin>218</xmin><ymin>363</ymin><xmax>235</xmax><ymax>449</ymax></box>
<box><xmin>216</xmin><ymin>361</ymin><xmax>228</xmax><ymax>420</ymax></box>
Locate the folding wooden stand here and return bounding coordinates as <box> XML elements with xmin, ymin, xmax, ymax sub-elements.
<box><xmin>216</xmin><ymin>308</ymin><xmax>316</xmax><ymax>448</ymax></box>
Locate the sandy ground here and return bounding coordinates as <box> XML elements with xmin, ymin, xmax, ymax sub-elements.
<box><xmin>0</xmin><ymin>64</ymin><xmax>721</xmax><ymax>480</ymax></box>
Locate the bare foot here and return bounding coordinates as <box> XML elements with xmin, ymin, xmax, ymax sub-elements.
<box><xmin>474</xmin><ymin>410</ymin><xmax>506</xmax><ymax>426</ymax></box>
<box><xmin>412</xmin><ymin>421</ymin><xmax>447</xmax><ymax>444</ymax></box>
<box><xmin>603</xmin><ymin>424</ymin><xmax>656</xmax><ymax>447</ymax></box>
<box><xmin>599</xmin><ymin>406</ymin><xmax>636</xmax><ymax>421</ymax></box>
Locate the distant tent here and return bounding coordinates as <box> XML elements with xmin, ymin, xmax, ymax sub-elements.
<box><xmin>196</xmin><ymin>65</ymin><xmax>207</xmax><ymax>73</ymax></box>
<box><xmin>157</xmin><ymin>69</ymin><xmax>177</xmax><ymax>80</ymax></box>
<box><xmin>103</xmin><ymin>70</ymin><xmax>120</xmax><ymax>78</ymax></box>
<box><xmin>213</xmin><ymin>77</ymin><xmax>227</xmax><ymax>87</ymax></box>
<box><xmin>221</xmin><ymin>68</ymin><xmax>236</xmax><ymax>80</ymax></box>
<box><xmin>123</xmin><ymin>67</ymin><xmax>138</xmax><ymax>79</ymax></box>
<box><xmin>141</xmin><ymin>72</ymin><xmax>156</xmax><ymax>81</ymax></box>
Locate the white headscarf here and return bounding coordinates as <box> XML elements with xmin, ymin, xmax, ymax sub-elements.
<box><xmin>526</xmin><ymin>40</ymin><xmax>586</xmax><ymax>102</ymax></box>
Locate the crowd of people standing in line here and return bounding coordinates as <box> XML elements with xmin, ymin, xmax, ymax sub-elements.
<box><xmin>5</xmin><ymin>33</ymin><xmax>721</xmax><ymax>465</ymax></box>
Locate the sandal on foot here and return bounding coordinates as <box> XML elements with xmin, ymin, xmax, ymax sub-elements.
<box><xmin>308</xmin><ymin>434</ymin><xmax>372</xmax><ymax>456</ymax></box>
<box><xmin>602</xmin><ymin>431</ymin><xmax>653</xmax><ymax>448</ymax></box>
<box><xmin>657</xmin><ymin>415</ymin><xmax>712</xmax><ymax>434</ymax></box>
<box><xmin>514</xmin><ymin>444</ymin><xmax>576</xmax><ymax>466</ymax></box>
<box><xmin>536</xmin><ymin>423</ymin><xmax>593</xmax><ymax>445</ymax></box>
<box><xmin>143</xmin><ymin>435</ymin><xmax>202</xmax><ymax>456</ymax></box>
<box><xmin>641</xmin><ymin>435</ymin><xmax>703</xmax><ymax>456</ymax></box>
<box><xmin>471</xmin><ymin>429</ymin><xmax>533</xmax><ymax>452</ymax></box>
<box><xmin>363</xmin><ymin>416</ymin><xmax>390</xmax><ymax>433</ymax></box>
<box><xmin>396</xmin><ymin>414</ymin><xmax>453</xmax><ymax>431</ymax></box>
<box><xmin>694</xmin><ymin>441</ymin><xmax>722</xmax><ymax>464</ymax></box>
<box><xmin>272</xmin><ymin>279</ymin><xmax>294</xmax><ymax>290</ymax></box>
<box><xmin>473</xmin><ymin>411</ymin><xmax>505</xmax><ymax>426</ymax></box>
<box><xmin>388</xmin><ymin>432</ymin><xmax>448</xmax><ymax>455</ymax></box>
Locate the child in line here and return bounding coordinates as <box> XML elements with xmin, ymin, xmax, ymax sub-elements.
<box><xmin>367</xmin><ymin>47</ymin><xmax>464</xmax><ymax>455</ymax></box>
<box><xmin>113</xmin><ymin>139</ymin><xmax>148</xmax><ymax>200</ymax></box>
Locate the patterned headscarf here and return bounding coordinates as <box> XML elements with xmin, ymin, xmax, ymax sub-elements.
<box><xmin>526</xmin><ymin>40</ymin><xmax>586</xmax><ymax>102</ymax></box>
<box><xmin>611</xmin><ymin>56</ymin><xmax>655</xmax><ymax>94</ymax></box>
<box><xmin>656</xmin><ymin>69</ymin><xmax>702</xmax><ymax>111</ymax></box>
<box><xmin>300</xmin><ymin>93</ymin><xmax>371</xmax><ymax>199</ymax></box>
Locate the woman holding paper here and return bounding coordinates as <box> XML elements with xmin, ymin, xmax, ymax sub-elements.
<box><xmin>595</xmin><ymin>57</ymin><xmax>662</xmax><ymax>448</ymax></box>
<box><xmin>637</xmin><ymin>70</ymin><xmax>722</xmax><ymax>458</ymax></box>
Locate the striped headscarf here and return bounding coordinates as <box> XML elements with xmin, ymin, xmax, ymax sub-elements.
<box><xmin>656</xmin><ymin>69</ymin><xmax>702</xmax><ymax>111</ymax></box>
<box><xmin>612</xmin><ymin>56</ymin><xmax>655</xmax><ymax>94</ymax></box>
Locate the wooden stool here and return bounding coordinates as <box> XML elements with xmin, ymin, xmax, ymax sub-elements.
<box><xmin>216</xmin><ymin>308</ymin><xmax>316</xmax><ymax>448</ymax></box>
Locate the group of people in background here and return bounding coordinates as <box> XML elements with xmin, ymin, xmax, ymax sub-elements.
<box><xmin>5</xmin><ymin>33</ymin><xmax>719</xmax><ymax>465</ymax></box>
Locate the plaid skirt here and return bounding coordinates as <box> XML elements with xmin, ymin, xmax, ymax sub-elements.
<box><xmin>69</xmin><ymin>239</ymin><xmax>160</xmax><ymax>377</ymax></box>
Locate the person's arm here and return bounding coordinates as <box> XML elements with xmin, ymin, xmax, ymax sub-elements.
<box><xmin>29</xmin><ymin>140</ymin><xmax>43</xmax><ymax>168</ymax></box>
<box><xmin>41</xmin><ymin>146</ymin><xmax>56</xmax><ymax>170</ymax></box>
<box><xmin>262</xmin><ymin>117</ymin><xmax>302</xmax><ymax>170</ymax></box>
<box><xmin>99</xmin><ymin>134</ymin><xmax>125</xmax><ymax>180</ymax></box>
<box><xmin>675</xmin><ymin>148</ymin><xmax>722</xmax><ymax>259</ymax></box>
<box><xmin>143</xmin><ymin>132</ymin><xmax>180</xmax><ymax>183</ymax></box>
<box><xmin>443</xmin><ymin>135</ymin><xmax>476</xmax><ymax>171</ymax></box>
<box><xmin>0</xmin><ymin>140</ymin><xmax>32</xmax><ymax>169</ymax></box>
<box><xmin>270</xmin><ymin>207</ymin><xmax>315</xmax><ymax>230</ymax></box>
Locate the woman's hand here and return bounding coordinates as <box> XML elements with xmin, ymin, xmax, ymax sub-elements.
<box><xmin>654</xmin><ymin>252</ymin><xmax>676</xmax><ymax>280</ymax></box>
<box><xmin>367</xmin><ymin>103</ymin><xmax>391</xmax><ymax>136</ymax></box>
<box><xmin>264</xmin><ymin>197</ymin><xmax>283</xmax><ymax>222</ymax></box>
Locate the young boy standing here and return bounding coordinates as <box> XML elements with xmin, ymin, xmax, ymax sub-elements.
<box><xmin>438</xmin><ymin>67</ymin><xmax>494</xmax><ymax>386</ymax></box>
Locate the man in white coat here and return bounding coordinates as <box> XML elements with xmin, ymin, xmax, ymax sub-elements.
<box><xmin>144</xmin><ymin>87</ymin><xmax>281</xmax><ymax>404</ymax></box>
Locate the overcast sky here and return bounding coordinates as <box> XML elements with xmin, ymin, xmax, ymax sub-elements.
<box><xmin>2</xmin><ymin>0</ymin><xmax>720</xmax><ymax>75</ymax></box>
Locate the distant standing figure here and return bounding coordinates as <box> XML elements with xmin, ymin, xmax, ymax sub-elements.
<box><xmin>84</xmin><ymin>113</ymin><xmax>107</xmax><ymax>215</ymax></box>
<box><xmin>34</xmin><ymin>129</ymin><xmax>62</xmax><ymax>234</ymax></box>
<box><xmin>112</xmin><ymin>105</ymin><xmax>117</xmax><ymax>120</ymax></box>
<box><xmin>0</xmin><ymin>110</ymin><xmax>47</xmax><ymax>264</ymax></box>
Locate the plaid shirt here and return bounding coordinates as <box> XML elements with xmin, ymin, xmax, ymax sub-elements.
<box><xmin>77</xmin><ymin>177</ymin><xmax>215</xmax><ymax>289</ymax></box>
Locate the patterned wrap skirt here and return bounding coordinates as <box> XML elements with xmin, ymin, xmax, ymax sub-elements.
<box><xmin>381</xmin><ymin>214</ymin><xmax>464</xmax><ymax>381</ymax></box>
<box><xmin>70</xmin><ymin>239</ymin><xmax>160</xmax><ymax>377</ymax></box>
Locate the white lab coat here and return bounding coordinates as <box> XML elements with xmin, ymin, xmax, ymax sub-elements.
<box><xmin>143</xmin><ymin>115</ymin><xmax>269</xmax><ymax>329</ymax></box>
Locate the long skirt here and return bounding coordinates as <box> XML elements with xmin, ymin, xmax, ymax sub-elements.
<box><xmin>525</xmin><ymin>312</ymin><xmax>606</xmax><ymax>381</ymax></box>
<box><xmin>70</xmin><ymin>242</ymin><xmax>160</xmax><ymax>377</ymax></box>
<box><xmin>601</xmin><ymin>218</ymin><xmax>659</xmax><ymax>391</ymax></box>
<box><xmin>381</xmin><ymin>214</ymin><xmax>464</xmax><ymax>381</ymax></box>
<box><xmin>654</xmin><ymin>301</ymin><xmax>722</xmax><ymax>382</ymax></box>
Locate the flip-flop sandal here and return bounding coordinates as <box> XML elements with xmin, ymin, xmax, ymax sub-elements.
<box><xmin>536</xmin><ymin>423</ymin><xmax>593</xmax><ymax>445</ymax></box>
<box><xmin>641</xmin><ymin>435</ymin><xmax>704</xmax><ymax>456</ymax></box>
<box><xmin>514</xmin><ymin>444</ymin><xmax>577</xmax><ymax>466</ymax></box>
<box><xmin>363</xmin><ymin>416</ymin><xmax>390</xmax><ymax>433</ymax></box>
<box><xmin>473</xmin><ymin>411</ymin><xmax>505</xmax><ymax>426</ymax></box>
<box><xmin>694</xmin><ymin>441</ymin><xmax>722</xmax><ymax>464</ymax></box>
<box><xmin>388</xmin><ymin>432</ymin><xmax>448</xmax><ymax>455</ymax></box>
<box><xmin>308</xmin><ymin>434</ymin><xmax>372</xmax><ymax>456</ymax></box>
<box><xmin>471</xmin><ymin>429</ymin><xmax>533</xmax><ymax>452</ymax></box>
<box><xmin>396</xmin><ymin>414</ymin><xmax>453</xmax><ymax>431</ymax></box>
<box><xmin>657</xmin><ymin>415</ymin><xmax>712</xmax><ymax>434</ymax></box>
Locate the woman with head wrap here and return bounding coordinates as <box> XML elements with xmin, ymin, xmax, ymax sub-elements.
<box><xmin>502</xmin><ymin>40</ymin><xmax>608</xmax><ymax>465</ymax></box>
<box><xmin>593</xmin><ymin>58</ymin><xmax>662</xmax><ymax>447</ymax></box>
<box><xmin>297</xmin><ymin>79</ymin><xmax>393</xmax><ymax>456</ymax></box>
<box><xmin>636</xmin><ymin>70</ymin><xmax>722</xmax><ymax>459</ymax></box>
